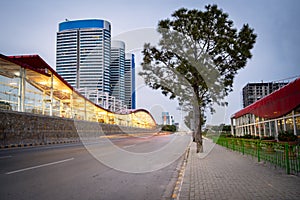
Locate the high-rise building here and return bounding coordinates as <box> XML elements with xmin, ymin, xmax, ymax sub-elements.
<box><xmin>242</xmin><ymin>81</ymin><xmax>288</xmax><ymax>107</ymax></box>
<box><xmin>125</xmin><ymin>53</ymin><xmax>136</xmax><ymax>109</ymax></box>
<box><xmin>162</xmin><ymin>112</ymin><xmax>174</xmax><ymax>125</ymax></box>
<box><xmin>110</xmin><ymin>40</ymin><xmax>125</xmax><ymax>104</ymax></box>
<box><xmin>56</xmin><ymin>19</ymin><xmax>111</xmax><ymax>94</ymax></box>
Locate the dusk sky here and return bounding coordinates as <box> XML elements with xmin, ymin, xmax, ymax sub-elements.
<box><xmin>1</xmin><ymin>0</ymin><xmax>299</xmax><ymax>127</ymax></box>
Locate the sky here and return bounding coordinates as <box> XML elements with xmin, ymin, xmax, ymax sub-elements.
<box><xmin>1</xmin><ymin>0</ymin><xmax>300</xmax><ymax>128</ymax></box>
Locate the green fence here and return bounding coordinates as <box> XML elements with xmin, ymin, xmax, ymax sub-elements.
<box><xmin>213</xmin><ymin>137</ymin><xmax>300</xmax><ymax>175</ymax></box>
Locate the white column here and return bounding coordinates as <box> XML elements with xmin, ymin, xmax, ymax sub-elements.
<box><xmin>258</xmin><ymin>121</ymin><xmax>261</xmax><ymax>138</ymax></box>
<box><xmin>253</xmin><ymin>115</ymin><xmax>257</xmax><ymax>136</ymax></box>
<box><xmin>70</xmin><ymin>92</ymin><xmax>74</xmax><ymax>118</ymax></box>
<box><xmin>269</xmin><ymin>121</ymin><xmax>272</xmax><ymax>136</ymax></box>
<box><xmin>42</xmin><ymin>91</ymin><xmax>46</xmax><ymax>115</ymax></box>
<box><xmin>230</xmin><ymin>118</ymin><xmax>234</xmax><ymax>136</ymax></box>
<box><xmin>292</xmin><ymin>110</ymin><xmax>297</xmax><ymax>135</ymax></box>
<box><xmin>49</xmin><ymin>73</ymin><xmax>53</xmax><ymax>116</ymax></box>
<box><xmin>84</xmin><ymin>99</ymin><xmax>87</xmax><ymax>121</ymax></box>
<box><xmin>275</xmin><ymin>119</ymin><xmax>278</xmax><ymax>140</ymax></box>
<box><xmin>18</xmin><ymin>67</ymin><xmax>26</xmax><ymax>112</ymax></box>
<box><xmin>263</xmin><ymin>121</ymin><xmax>266</xmax><ymax>137</ymax></box>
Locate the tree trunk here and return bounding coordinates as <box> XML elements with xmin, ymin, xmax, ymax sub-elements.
<box><xmin>195</xmin><ymin>108</ymin><xmax>203</xmax><ymax>153</ymax></box>
<box><xmin>195</xmin><ymin>124</ymin><xmax>203</xmax><ymax>153</ymax></box>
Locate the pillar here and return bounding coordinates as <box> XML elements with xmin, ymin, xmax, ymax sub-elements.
<box><xmin>49</xmin><ymin>73</ymin><xmax>53</xmax><ymax>116</ymax></box>
<box><xmin>17</xmin><ymin>67</ymin><xmax>26</xmax><ymax>112</ymax></box>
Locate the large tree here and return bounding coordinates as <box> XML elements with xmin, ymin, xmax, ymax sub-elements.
<box><xmin>139</xmin><ymin>5</ymin><xmax>256</xmax><ymax>153</ymax></box>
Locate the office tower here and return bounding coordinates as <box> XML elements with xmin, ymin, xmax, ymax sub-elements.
<box><xmin>162</xmin><ymin>112</ymin><xmax>174</xmax><ymax>125</ymax></box>
<box><xmin>110</xmin><ymin>40</ymin><xmax>125</xmax><ymax>104</ymax></box>
<box><xmin>242</xmin><ymin>81</ymin><xmax>288</xmax><ymax>107</ymax></box>
<box><xmin>56</xmin><ymin>19</ymin><xmax>111</xmax><ymax>94</ymax></box>
<box><xmin>125</xmin><ymin>53</ymin><xmax>136</xmax><ymax>109</ymax></box>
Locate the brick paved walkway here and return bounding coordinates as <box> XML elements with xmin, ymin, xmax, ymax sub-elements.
<box><xmin>179</xmin><ymin>138</ymin><xmax>300</xmax><ymax>200</ymax></box>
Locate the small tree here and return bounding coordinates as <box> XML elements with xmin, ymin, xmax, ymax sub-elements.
<box><xmin>161</xmin><ymin>125</ymin><xmax>177</xmax><ymax>132</ymax></box>
<box><xmin>139</xmin><ymin>5</ymin><xmax>256</xmax><ymax>153</ymax></box>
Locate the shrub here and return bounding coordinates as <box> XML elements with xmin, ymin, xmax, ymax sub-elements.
<box><xmin>278</xmin><ymin>131</ymin><xmax>297</xmax><ymax>142</ymax></box>
<box><xmin>161</xmin><ymin>125</ymin><xmax>177</xmax><ymax>132</ymax></box>
<box><xmin>261</xmin><ymin>136</ymin><xmax>275</xmax><ymax>140</ymax></box>
<box><xmin>243</xmin><ymin>134</ymin><xmax>253</xmax><ymax>139</ymax></box>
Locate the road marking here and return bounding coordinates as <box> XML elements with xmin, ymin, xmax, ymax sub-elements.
<box><xmin>123</xmin><ymin>144</ymin><xmax>136</xmax><ymax>148</ymax></box>
<box><xmin>0</xmin><ymin>155</ymin><xmax>12</xmax><ymax>159</ymax></box>
<box><xmin>5</xmin><ymin>157</ymin><xmax>74</xmax><ymax>175</ymax></box>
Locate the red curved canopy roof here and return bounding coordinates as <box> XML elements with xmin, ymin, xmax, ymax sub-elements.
<box><xmin>232</xmin><ymin>78</ymin><xmax>300</xmax><ymax>119</ymax></box>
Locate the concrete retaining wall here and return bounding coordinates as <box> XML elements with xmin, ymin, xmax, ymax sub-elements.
<box><xmin>0</xmin><ymin>110</ymin><xmax>157</xmax><ymax>148</ymax></box>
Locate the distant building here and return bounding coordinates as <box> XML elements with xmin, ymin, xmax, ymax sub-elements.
<box><xmin>125</xmin><ymin>53</ymin><xmax>136</xmax><ymax>109</ymax></box>
<box><xmin>162</xmin><ymin>112</ymin><xmax>175</xmax><ymax>125</ymax></box>
<box><xmin>242</xmin><ymin>81</ymin><xmax>288</xmax><ymax>107</ymax></box>
<box><xmin>110</xmin><ymin>40</ymin><xmax>125</xmax><ymax>104</ymax></box>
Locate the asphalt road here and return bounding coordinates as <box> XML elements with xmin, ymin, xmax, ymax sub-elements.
<box><xmin>0</xmin><ymin>133</ymin><xmax>191</xmax><ymax>200</ymax></box>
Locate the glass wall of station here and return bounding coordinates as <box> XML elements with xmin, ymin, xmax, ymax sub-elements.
<box><xmin>0</xmin><ymin>65</ymin><xmax>156</xmax><ymax>129</ymax></box>
<box><xmin>232</xmin><ymin>107</ymin><xmax>300</xmax><ymax>138</ymax></box>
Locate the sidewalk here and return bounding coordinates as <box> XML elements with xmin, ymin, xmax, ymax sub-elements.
<box><xmin>178</xmin><ymin>138</ymin><xmax>300</xmax><ymax>200</ymax></box>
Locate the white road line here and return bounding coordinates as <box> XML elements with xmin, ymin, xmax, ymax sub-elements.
<box><xmin>5</xmin><ymin>157</ymin><xmax>74</xmax><ymax>175</ymax></box>
<box><xmin>0</xmin><ymin>155</ymin><xmax>12</xmax><ymax>159</ymax></box>
<box><xmin>123</xmin><ymin>144</ymin><xmax>136</xmax><ymax>149</ymax></box>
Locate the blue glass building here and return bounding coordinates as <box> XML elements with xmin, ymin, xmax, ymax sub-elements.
<box><xmin>56</xmin><ymin>19</ymin><xmax>111</xmax><ymax>94</ymax></box>
<box><xmin>110</xmin><ymin>40</ymin><xmax>125</xmax><ymax>104</ymax></box>
<box><xmin>125</xmin><ymin>53</ymin><xmax>136</xmax><ymax>109</ymax></box>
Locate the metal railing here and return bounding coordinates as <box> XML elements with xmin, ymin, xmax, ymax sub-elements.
<box><xmin>213</xmin><ymin>137</ymin><xmax>300</xmax><ymax>175</ymax></box>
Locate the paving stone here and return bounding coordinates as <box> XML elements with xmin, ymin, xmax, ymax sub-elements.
<box><xmin>178</xmin><ymin>138</ymin><xmax>300</xmax><ymax>200</ymax></box>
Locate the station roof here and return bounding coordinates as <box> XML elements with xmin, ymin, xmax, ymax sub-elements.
<box><xmin>1</xmin><ymin>54</ymin><xmax>76</xmax><ymax>102</ymax></box>
<box><xmin>0</xmin><ymin>53</ymin><xmax>156</xmax><ymax>126</ymax></box>
<box><xmin>232</xmin><ymin>77</ymin><xmax>300</xmax><ymax>119</ymax></box>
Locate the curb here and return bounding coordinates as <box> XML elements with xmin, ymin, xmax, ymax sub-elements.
<box><xmin>171</xmin><ymin>144</ymin><xmax>191</xmax><ymax>199</ymax></box>
<box><xmin>0</xmin><ymin>140</ymin><xmax>81</xmax><ymax>149</ymax></box>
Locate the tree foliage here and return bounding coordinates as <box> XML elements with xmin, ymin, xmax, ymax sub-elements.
<box><xmin>139</xmin><ymin>5</ymin><xmax>256</xmax><ymax>152</ymax></box>
<box><xmin>161</xmin><ymin>125</ymin><xmax>177</xmax><ymax>132</ymax></box>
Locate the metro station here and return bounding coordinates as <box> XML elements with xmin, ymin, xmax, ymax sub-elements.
<box><xmin>231</xmin><ymin>78</ymin><xmax>300</xmax><ymax>138</ymax></box>
<box><xmin>0</xmin><ymin>54</ymin><xmax>156</xmax><ymax>129</ymax></box>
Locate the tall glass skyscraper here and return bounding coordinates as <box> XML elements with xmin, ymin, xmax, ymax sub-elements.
<box><xmin>56</xmin><ymin>19</ymin><xmax>111</xmax><ymax>94</ymax></box>
<box><xmin>110</xmin><ymin>40</ymin><xmax>125</xmax><ymax>104</ymax></box>
<box><xmin>125</xmin><ymin>53</ymin><xmax>136</xmax><ymax>109</ymax></box>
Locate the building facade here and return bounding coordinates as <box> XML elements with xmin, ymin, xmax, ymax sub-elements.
<box><xmin>110</xmin><ymin>40</ymin><xmax>125</xmax><ymax>105</ymax></box>
<box><xmin>56</xmin><ymin>19</ymin><xmax>111</xmax><ymax>94</ymax></box>
<box><xmin>125</xmin><ymin>53</ymin><xmax>136</xmax><ymax>109</ymax></box>
<box><xmin>231</xmin><ymin>78</ymin><xmax>300</xmax><ymax>139</ymax></box>
<box><xmin>0</xmin><ymin>53</ymin><xmax>156</xmax><ymax>128</ymax></box>
<box><xmin>162</xmin><ymin>112</ymin><xmax>174</xmax><ymax>125</ymax></box>
<box><xmin>242</xmin><ymin>82</ymin><xmax>288</xmax><ymax>107</ymax></box>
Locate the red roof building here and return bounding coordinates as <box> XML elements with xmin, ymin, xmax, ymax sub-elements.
<box><xmin>231</xmin><ymin>78</ymin><xmax>300</xmax><ymax>138</ymax></box>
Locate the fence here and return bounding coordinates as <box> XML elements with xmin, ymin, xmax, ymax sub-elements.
<box><xmin>213</xmin><ymin>137</ymin><xmax>300</xmax><ymax>175</ymax></box>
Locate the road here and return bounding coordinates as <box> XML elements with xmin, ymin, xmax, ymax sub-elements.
<box><xmin>0</xmin><ymin>132</ymin><xmax>191</xmax><ymax>200</ymax></box>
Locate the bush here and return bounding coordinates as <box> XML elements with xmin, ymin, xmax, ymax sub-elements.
<box><xmin>278</xmin><ymin>131</ymin><xmax>297</xmax><ymax>142</ymax></box>
<box><xmin>242</xmin><ymin>134</ymin><xmax>253</xmax><ymax>139</ymax></box>
<box><xmin>161</xmin><ymin>125</ymin><xmax>177</xmax><ymax>132</ymax></box>
<box><xmin>238</xmin><ymin>134</ymin><xmax>259</xmax><ymax>139</ymax></box>
<box><xmin>261</xmin><ymin>136</ymin><xmax>275</xmax><ymax>140</ymax></box>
